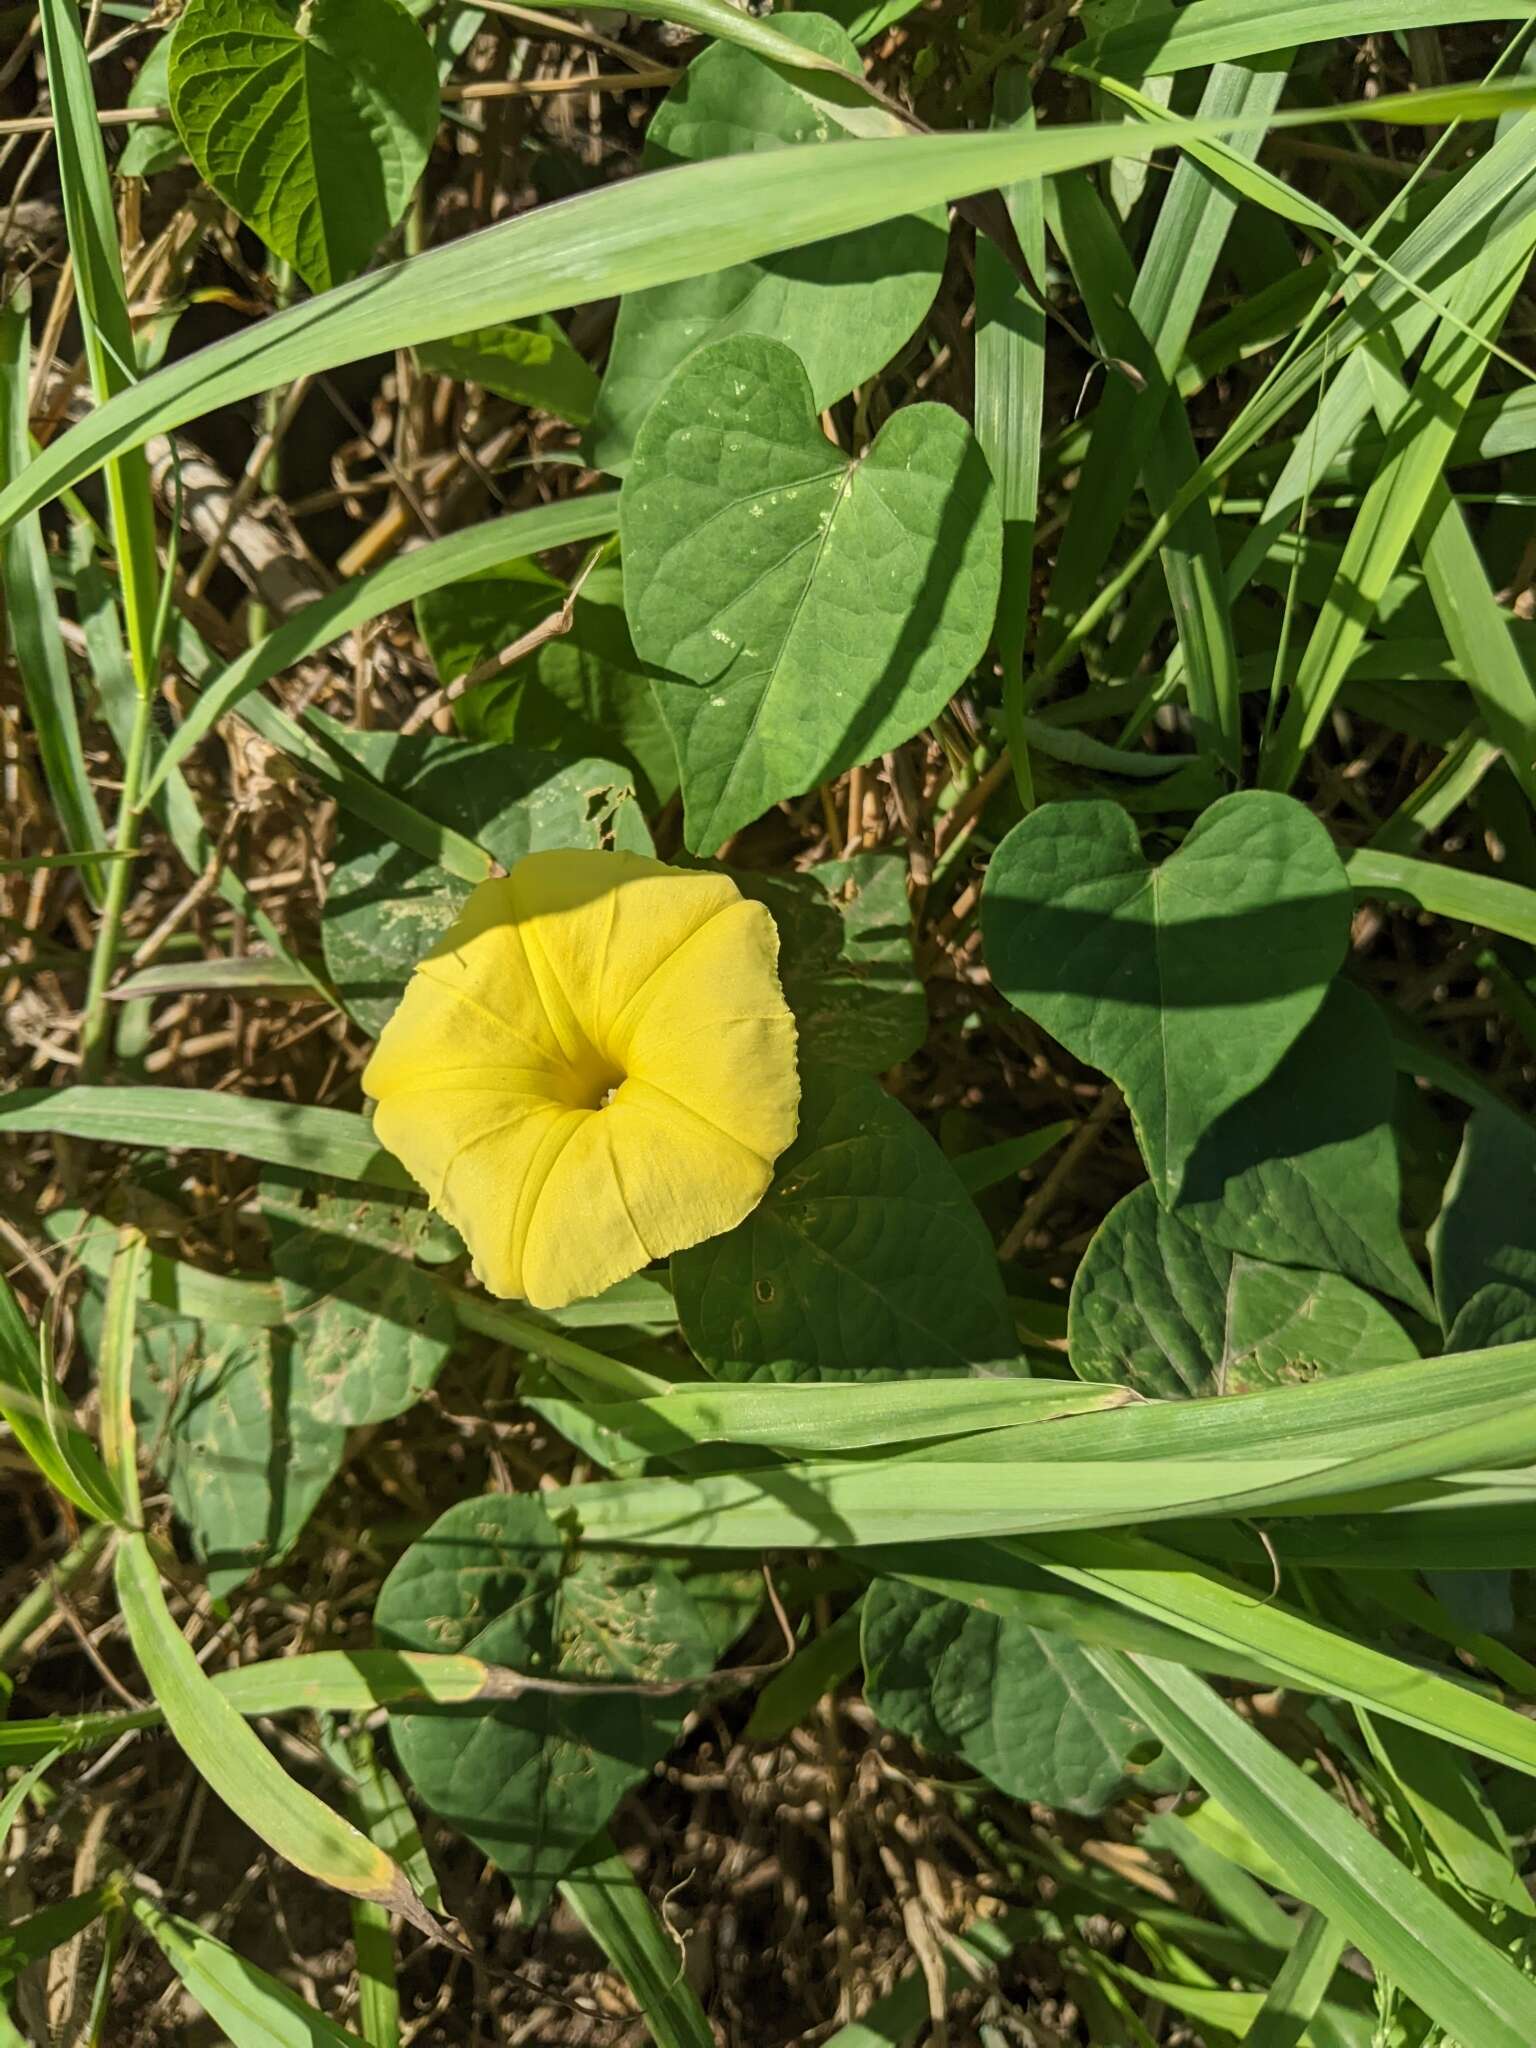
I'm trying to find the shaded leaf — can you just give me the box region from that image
[321,733,652,1035]
[863,1577,1179,1813]
[119,36,185,179]
[1070,1184,1415,1399]
[1430,1105,1536,1330]
[261,1172,459,1428]
[1175,981,1433,1316]
[374,1494,742,1917]
[415,317,598,423]
[981,793,1352,1201]
[673,1067,1014,1381]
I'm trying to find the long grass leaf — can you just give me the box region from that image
[1081,0,1536,78]
[129,1895,369,2048]
[559,1836,715,2048]
[1088,1650,1536,2048]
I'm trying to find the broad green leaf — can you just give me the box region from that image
[863,1579,1178,1814]
[589,12,946,472]
[735,854,925,1072]
[672,1067,1014,1380]
[118,35,183,178]
[416,318,598,424]
[130,1312,346,1593]
[981,794,1352,1201]
[625,334,1000,851]
[260,1173,458,1428]
[1070,1184,1416,1399]
[129,1896,368,2047]
[321,732,653,1035]
[167,0,438,291]
[1174,982,1431,1316]
[0,1087,408,1187]
[1088,1650,1536,2048]
[425,564,679,808]
[1431,1105,1536,1330]
[374,1494,742,1917]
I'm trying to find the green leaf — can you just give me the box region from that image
[1431,1105,1536,1331]
[425,565,679,809]
[559,1837,716,2048]
[863,1579,1177,1814]
[589,12,945,473]
[0,1086,409,1187]
[130,1313,346,1593]
[1088,1649,1536,2048]
[167,0,438,292]
[672,1067,1014,1381]
[1174,981,1432,1316]
[1070,1184,1415,1399]
[374,1494,740,1918]
[625,334,1000,851]
[0,1270,124,1525]
[415,318,598,424]
[129,1896,369,2047]
[1081,0,1536,77]
[260,1173,458,1428]
[981,794,1352,1202]
[734,855,925,1073]
[7,94,1512,540]
[118,35,183,178]
[321,734,653,1035]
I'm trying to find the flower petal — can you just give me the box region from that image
[520,1080,772,1308]
[507,849,740,1046]
[615,900,799,1162]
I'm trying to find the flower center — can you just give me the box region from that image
[554,1043,626,1112]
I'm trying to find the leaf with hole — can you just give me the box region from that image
[672,1067,1014,1380]
[260,1172,459,1428]
[1070,1184,1416,1399]
[167,0,438,291]
[624,334,1000,852]
[374,1494,742,1917]
[734,853,925,1072]
[321,732,652,1036]
[982,793,1352,1202]
[589,12,946,472]
[863,1577,1182,1813]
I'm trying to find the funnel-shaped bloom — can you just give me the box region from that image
[362,850,799,1309]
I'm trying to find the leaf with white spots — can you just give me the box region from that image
[622,334,1000,852]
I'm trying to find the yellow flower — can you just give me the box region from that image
[362,849,799,1309]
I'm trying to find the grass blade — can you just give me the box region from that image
[0,284,105,899]
[1082,0,1536,78]
[559,1835,714,2048]
[1349,847,1536,945]
[1087,1649,1536,2048]
[129,1895,370,2047]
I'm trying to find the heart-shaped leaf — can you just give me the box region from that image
[981,793,1351,1202]
[588,11,946,472]
[416,318,598,424]
[375,1495,747,1918]
[672,1067,1014,1380]
[1176,981,1433,1316]
[863,1579,1179,1814]
[168,0,438,292]
[1070,1184,1416,1400]
[623,334,1000,853]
